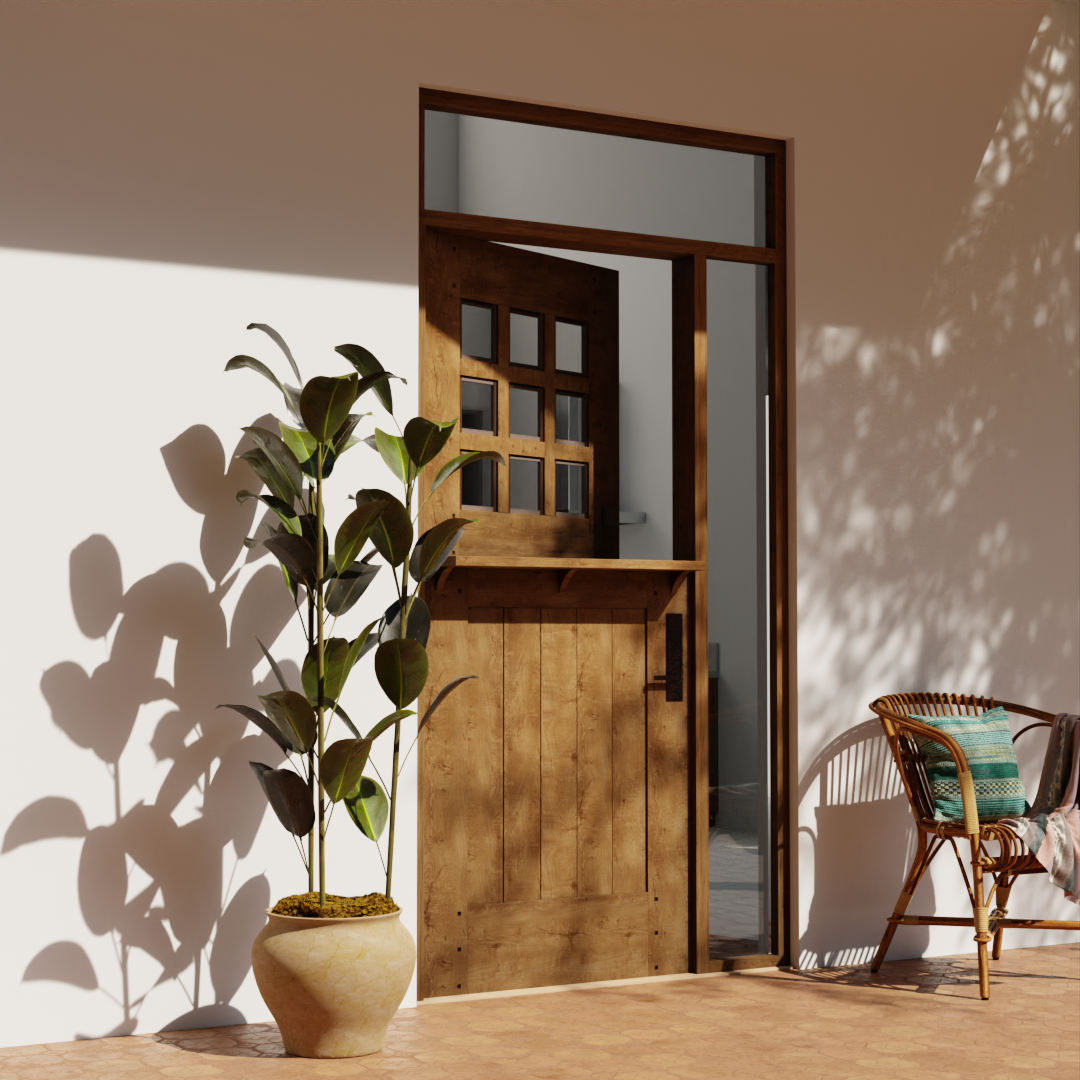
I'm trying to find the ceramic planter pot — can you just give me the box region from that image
[251,907,415,1058]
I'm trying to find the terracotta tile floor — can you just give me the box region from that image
[1,944,1077,1080]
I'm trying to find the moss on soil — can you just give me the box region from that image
[271,892,399,918]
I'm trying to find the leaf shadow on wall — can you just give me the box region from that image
[797,721,928,970]
[796,9,1078,961]
[797,11,1078,746]
[2,422,296,1037]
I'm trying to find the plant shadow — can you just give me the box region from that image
[3,420,297,1037]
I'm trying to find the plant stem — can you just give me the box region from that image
[316,450,326,907]
[385,719,401,899]
[307,587,315,894]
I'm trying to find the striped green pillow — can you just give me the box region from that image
[909,706,1027,822]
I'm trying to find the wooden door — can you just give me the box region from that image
[420,228,619,558]
[419,569,689,997]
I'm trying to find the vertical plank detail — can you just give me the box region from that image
[418,588,470,998]
[504,608,542,901]
[612,608,647,894]
[467,608,504,906]
[577,609,613,897]
[541,608,578,898]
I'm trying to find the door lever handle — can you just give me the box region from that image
[657,614,683,702]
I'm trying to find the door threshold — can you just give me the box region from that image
[417,966,782,1005]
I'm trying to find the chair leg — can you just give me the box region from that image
[991,879,1012,961]
[971,837,991,1000]
[871,832,933,973]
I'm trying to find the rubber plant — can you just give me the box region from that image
[219,323,502,909]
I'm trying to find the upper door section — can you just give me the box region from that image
[422,229,619,559]
[425,111,767,248]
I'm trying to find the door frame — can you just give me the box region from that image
[418,87,791,976]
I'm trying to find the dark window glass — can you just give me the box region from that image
[461,457,495,508]
[510,311,541,368]
[555,393,586,443]
[509,456,542,512]
[461,301,494,360]
[461,378,495,432]
[510,385,542,439]
[555,461,587,515]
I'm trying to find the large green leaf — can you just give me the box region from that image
[325,562,380,617]
[409,518,470,583]
[250,762,314,836]
[247,322,303,385]
[379,596,431,648]
[224,355,297,418]
[236,490,300,534]
[375,638,429,708]
[296,514,329,573]
[404,417,456,468]
[262,532,316,591]
[242,427,304,499]
[256,638,291,692]
[301,634,368,706]
[239,449,299,509]
[300,374,358,445]
[373,428,414,485]
[331,412,367,456]
[259,690,317,753]
[276,422,340,479]
[321,738,372,803]
[218,703,292,754]
[429,450,506,496]
[364,708,416,742]
[344,776,389,841]
[335,343,397,413]
[355,488,413,567]
[335,500,388,575]
[418,675,478,733]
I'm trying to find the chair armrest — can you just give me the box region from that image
[873,703,981,838]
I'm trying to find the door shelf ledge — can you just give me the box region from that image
[434,556,704,594]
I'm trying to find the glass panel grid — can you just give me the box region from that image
[509,456,543,513]
[510,311,541,368]
[461,456,495,509]
[461,301,495,361]
[555,392,586,444]
[509,384,543,439]
[461,377,495,432]
[555,461,587,516]
[555,320,585,374]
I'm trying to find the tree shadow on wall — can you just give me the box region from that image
[798,720,931,969]
[2,421,295,1037]
[795,9,1079,741]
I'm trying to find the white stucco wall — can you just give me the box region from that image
[1,0,1076,1047]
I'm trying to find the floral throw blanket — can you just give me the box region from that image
[1002,713,1080,903]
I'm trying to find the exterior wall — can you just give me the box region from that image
[1,0,1076,1047]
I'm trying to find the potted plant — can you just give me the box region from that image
[217,323,501,1057]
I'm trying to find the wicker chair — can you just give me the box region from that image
[869,692,1079,999]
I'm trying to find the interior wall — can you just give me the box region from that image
[1,0,1076,1047]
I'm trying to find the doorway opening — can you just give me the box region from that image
[418,89,789,992]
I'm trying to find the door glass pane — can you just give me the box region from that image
[555,461,587,515]
[706,259,771,960]
[461,301,494,360]
[510,311,541,367]
[461,378,495,432]
[461,457,494,509]
[509,385,542,439]
[425,110,767,247]
[509,456,542,512]
[555,392,586,443]
[555,320,585,374]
